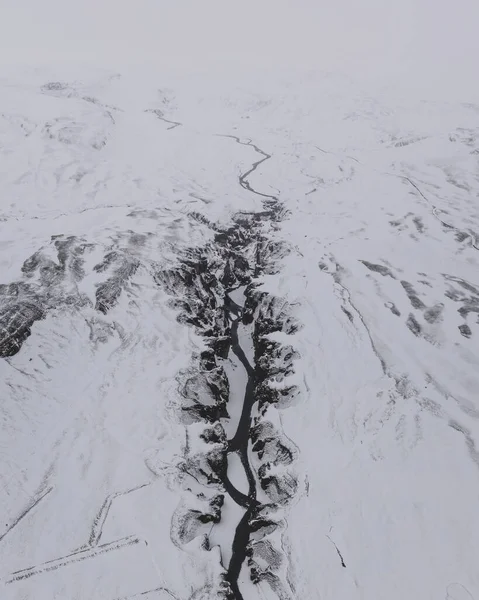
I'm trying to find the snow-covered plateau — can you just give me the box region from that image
[1,3,479,598]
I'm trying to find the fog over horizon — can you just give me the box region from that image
[1,0,478,99]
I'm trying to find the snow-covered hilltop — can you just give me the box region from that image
[1,1,479,598]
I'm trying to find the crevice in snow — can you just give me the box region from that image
[326,535,347,569]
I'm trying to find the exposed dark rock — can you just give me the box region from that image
[445,287,465,302]
[42,81,69,92]
[0,302,44,358]
[385,302,401,316]
[360,260,395,278]
[248,568,291,599]
[406,313,422,336]
[255,380,300,412]
[180,367,229,411]
[443,274,479,296]
[94,251,140,314]
[179,446,227,487]
[249,517,280,541]
[257,465,298,505]
[255,340,298,379]
[458,299,479,318]
[459,324,472,338]
[251,422,296,465]
[172,495,225,546]
[180,403,228,425]
[401,281,426,310]
[201,423,227,445]
[412,216,425,233]
[424,303,444,323]
[1,235,94,358]
[456,231,470,243]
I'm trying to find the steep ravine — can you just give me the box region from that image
[157,136,302,599]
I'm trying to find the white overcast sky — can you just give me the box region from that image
[0,0,478,98]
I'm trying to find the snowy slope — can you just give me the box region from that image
[1,2,479,599]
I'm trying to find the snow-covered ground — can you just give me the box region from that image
[1,2,479,599]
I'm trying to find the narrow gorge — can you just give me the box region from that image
[157,138,302,599]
